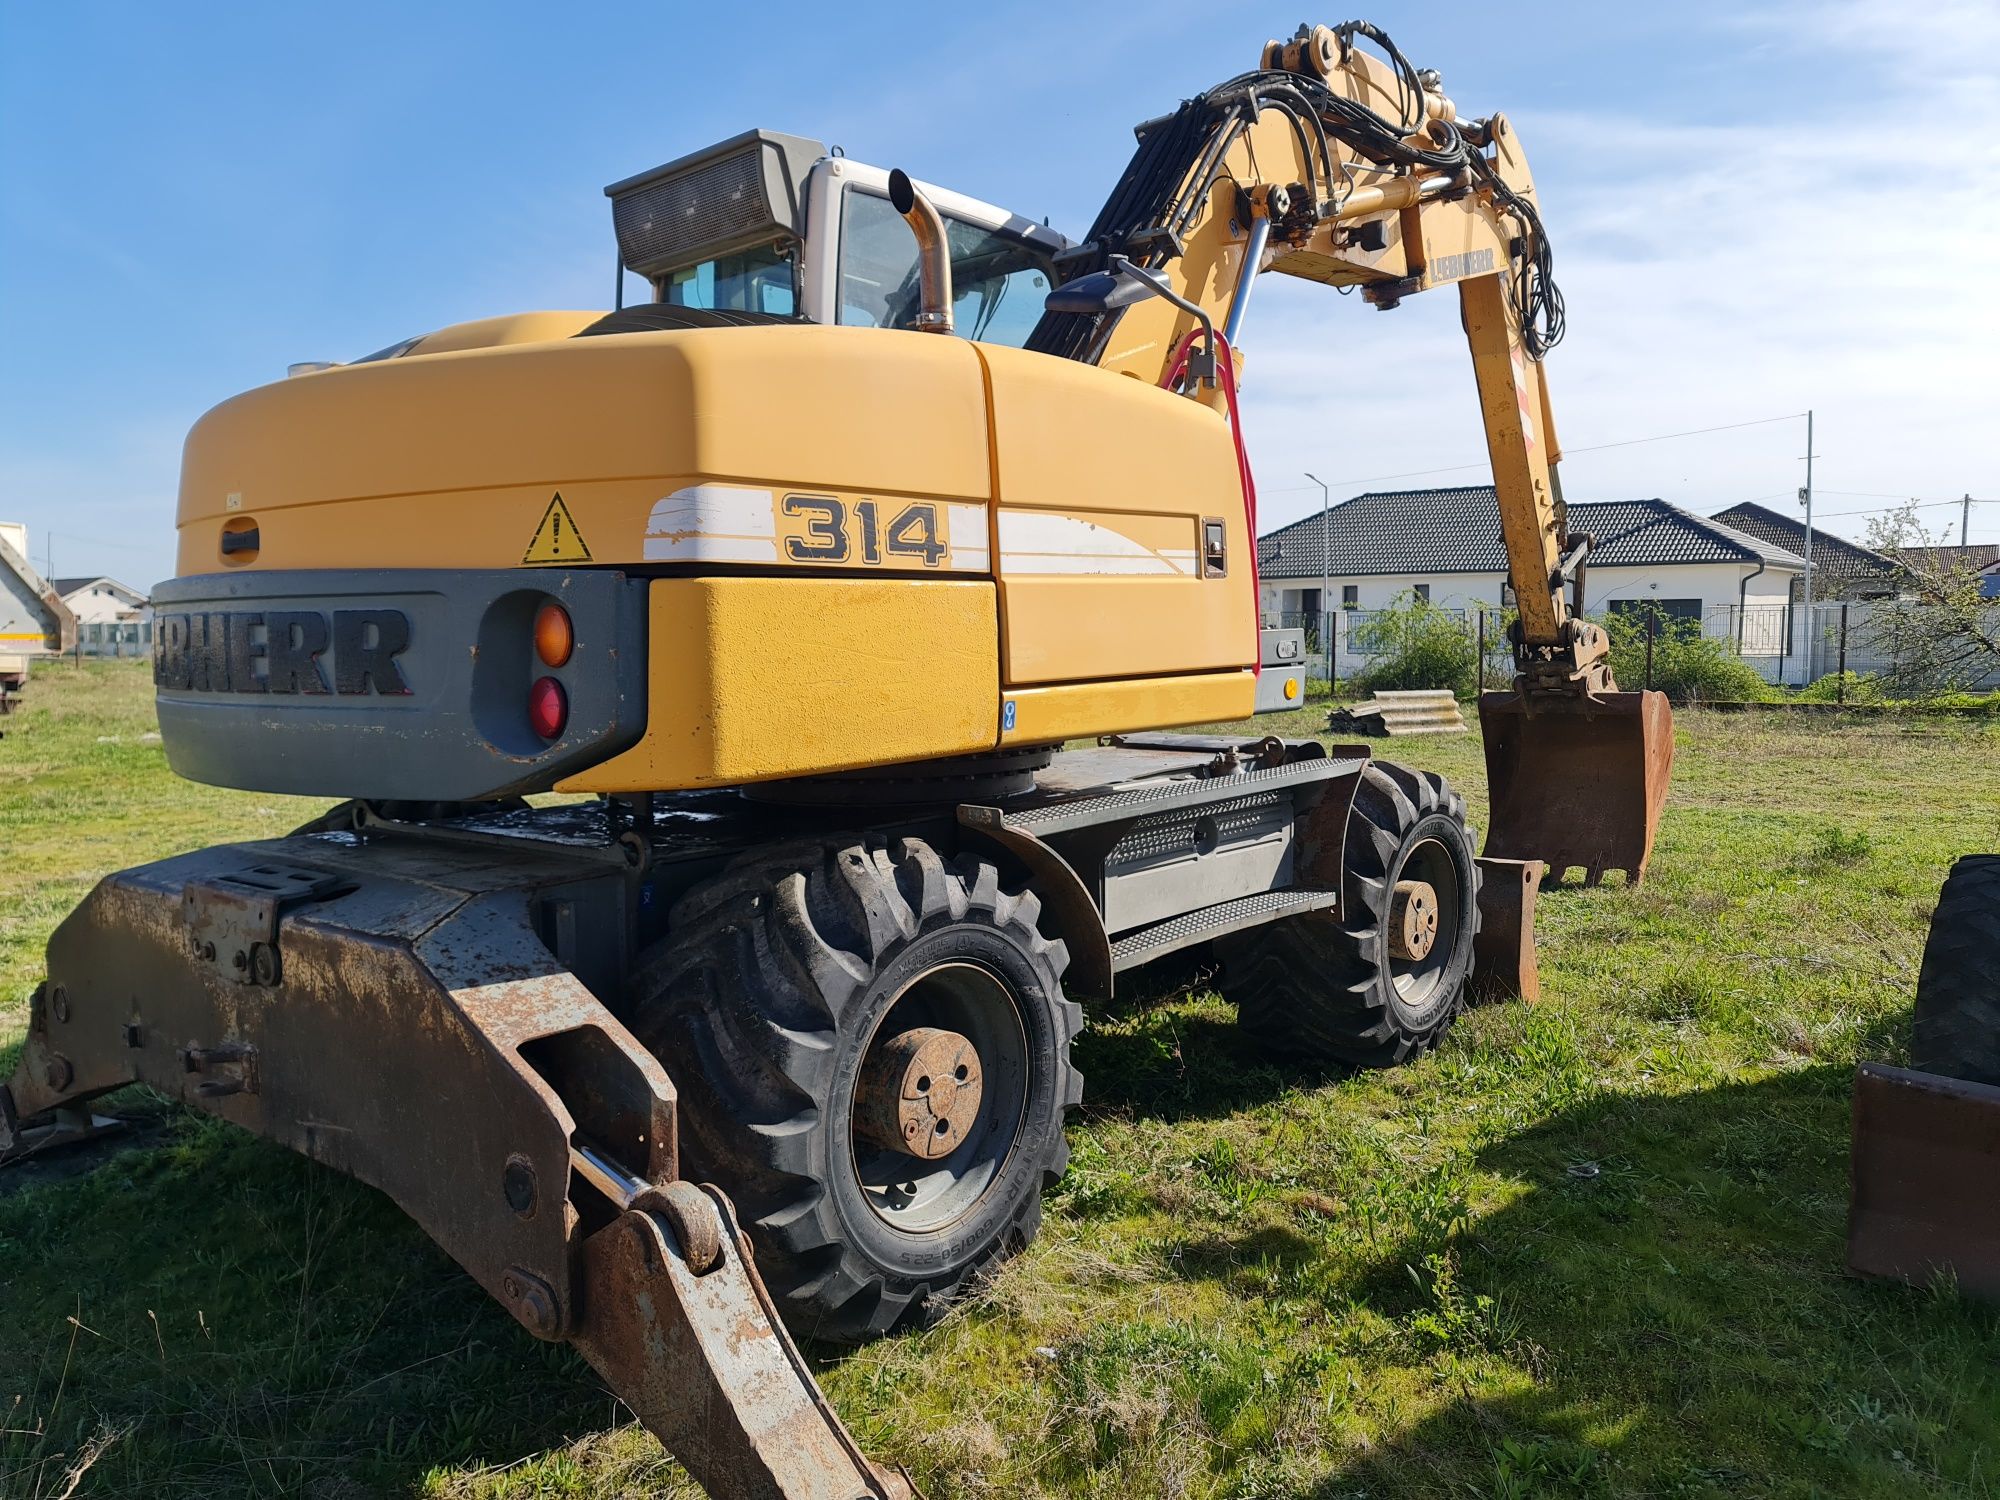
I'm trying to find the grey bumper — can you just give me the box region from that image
[154,568,647,800]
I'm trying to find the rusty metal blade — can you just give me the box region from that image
[573,1192,916,1500]
[1477,690,1673,886]
[1849,1062,2000,1302]
[2,835,918,1498]
[1468,856,1542,1004]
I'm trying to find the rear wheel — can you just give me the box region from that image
[628,836,1081,1343]
[1912,855,2000,1086]
[1217,763,1480,1067]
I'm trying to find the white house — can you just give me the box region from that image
[1258,487,1809,680]
[53,576,152,658]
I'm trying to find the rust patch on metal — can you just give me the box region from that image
[1468,856,1542,1004]
[854,1026,983,1160]
[571,1189,915,1498]
[1387,880,1439,962]
[1849,1062,2000,1302]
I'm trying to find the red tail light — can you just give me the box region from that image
[533,601,573,668]
[528,677,568,740]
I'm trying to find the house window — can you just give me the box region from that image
[1412,583,1430,603]
[1341,584,1358,609]
[1607,598,1702,627]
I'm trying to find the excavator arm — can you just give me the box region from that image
[1033,20,1672,883]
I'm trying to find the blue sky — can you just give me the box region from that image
[2,1,1994,589]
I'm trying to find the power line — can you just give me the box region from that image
[1814,497,1986,520]
[1266,410,1810,496]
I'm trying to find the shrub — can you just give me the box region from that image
[1795,670,1882,704]
[1602,610,1775,703]
[1922,689,2000,712]
[1349,593,1479,696]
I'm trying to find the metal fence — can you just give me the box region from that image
[73,620,154,659]
[1264,606,1505,686]
[1266,599,2000,692]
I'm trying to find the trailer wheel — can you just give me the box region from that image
[628,836,1082,1344]
[1217,763,1480,1068]
[1912,855,2000,1086]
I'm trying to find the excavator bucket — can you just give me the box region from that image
[1477,690,1674,886]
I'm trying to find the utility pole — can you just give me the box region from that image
[1798,410,1815,684]
[1964,492,1973,547]
[1305,472,1332,685]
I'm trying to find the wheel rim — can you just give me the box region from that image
[848,960,1029,1234]
[1388,834,1462,1015]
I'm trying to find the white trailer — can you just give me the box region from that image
[0,522,74,712]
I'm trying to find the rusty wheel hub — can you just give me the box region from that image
[1388,879,1440,962]
[848,959,1029,1234]
[854,1025,985,1161]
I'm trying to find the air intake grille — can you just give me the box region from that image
[613,151,769,276]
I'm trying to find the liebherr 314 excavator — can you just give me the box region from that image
[4,22,1671,1498]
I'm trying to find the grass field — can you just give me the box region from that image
[4,661,1999,1499]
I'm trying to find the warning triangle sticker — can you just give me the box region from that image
[523,493,593,565]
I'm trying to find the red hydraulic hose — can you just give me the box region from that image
[1160,329,1260,674]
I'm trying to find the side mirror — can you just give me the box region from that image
[1043,269,1152,316]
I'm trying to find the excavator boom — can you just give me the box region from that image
[1034,20,1673,881]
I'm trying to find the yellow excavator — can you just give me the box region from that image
[3,22,1670,1498]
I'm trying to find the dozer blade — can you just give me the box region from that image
[1849,1063,2000,1302]
[0,837,913,1500]
[1477,689,1673,887]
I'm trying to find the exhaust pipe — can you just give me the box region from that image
[888,168,953,334]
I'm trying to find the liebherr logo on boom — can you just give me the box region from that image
[1428,248,1496,283]
[154,609,413,695]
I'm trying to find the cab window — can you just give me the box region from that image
[661,245,796,316]
[838,189,1052,347]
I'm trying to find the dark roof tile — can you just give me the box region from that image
[1709,502,1898,581]
[1258,487,1806,577]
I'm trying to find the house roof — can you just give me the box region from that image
[53,575,145,601]
[1887,543,2000,575]
[1708,502,1898,583]
[1257,487,1806,579]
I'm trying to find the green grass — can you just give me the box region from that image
[5,663,2000,1498]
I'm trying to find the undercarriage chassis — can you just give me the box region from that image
[2,735,1493,1497]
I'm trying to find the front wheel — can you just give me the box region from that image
[628,836,1082,1343]
[1218,763,1481,1067]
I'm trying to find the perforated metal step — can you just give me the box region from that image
[1108,888,1338,971]
[967,756,1360,839]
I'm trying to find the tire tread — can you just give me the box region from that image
[629,835,1079,1342]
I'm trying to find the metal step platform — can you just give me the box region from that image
[1109,888,1339,971]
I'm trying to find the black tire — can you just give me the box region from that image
[1911,855,2000,1086]
[628,835,1082,1343]
[1217,762,1481,1067]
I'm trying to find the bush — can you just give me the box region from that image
[1602,611,1775,703]
[1795,670,1882,704]
[1920,689,2000,712]
[1349,594,1479,695]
